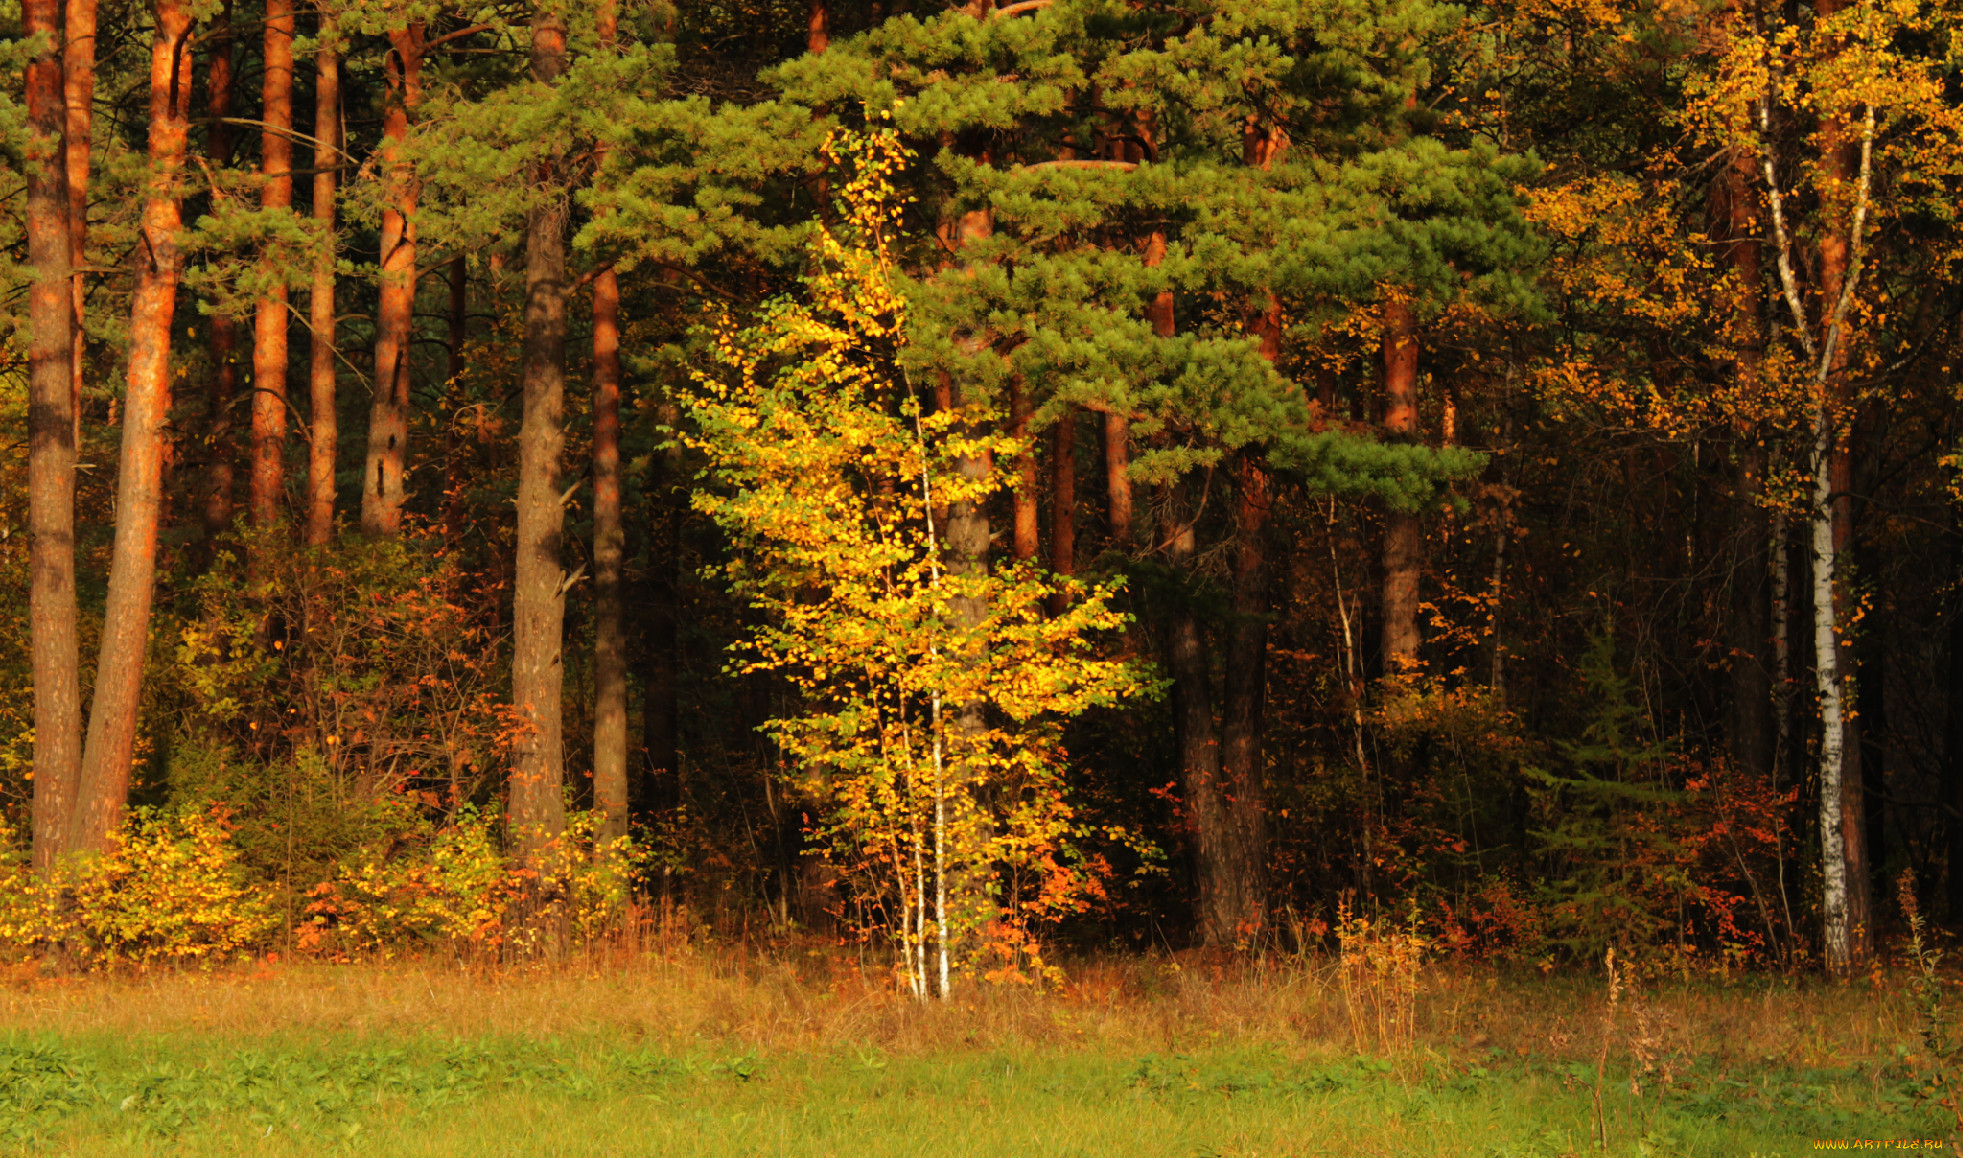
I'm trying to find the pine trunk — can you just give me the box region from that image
[62,0,96,452]
[251,0,295,528]
[360,22,423,536]
[591,0,628,846]
[1010,381,1038,563]
[69,0,194,855]
[1217,456,1271,942]
[1381,296,1422,671]
[306,25,339,546]
[1102,413,1131,545]
[509,13,571,858]
[25,0,82,873]
[807,0,829,54]
[1163,498,1234,944]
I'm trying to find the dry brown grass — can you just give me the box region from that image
[0,933,1920,1072]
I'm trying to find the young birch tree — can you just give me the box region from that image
[1699,0,1963,974]
[685,127,1144,996]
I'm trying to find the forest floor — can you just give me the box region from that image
[0,943,1948,1156]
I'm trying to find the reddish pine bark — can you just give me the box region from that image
[807,0,829,53]
[25,0,82,873]
[1102,413,1132,544]
[360,21,424,536]
[250,0,295,527]
[306,24,339,546]
[591,0,629,842]
[62,0,96,452]
[1010,381,1039,563]
[509,12,571,858]
[1381,296,1422,670]
[69,0,195,855]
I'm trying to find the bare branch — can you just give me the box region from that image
[1816,103,1877,387]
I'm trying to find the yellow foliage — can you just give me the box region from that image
[0,808,274,965]
[684,123,1149,996]
[299,808,638,958]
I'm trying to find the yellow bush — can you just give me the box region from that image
[0,808,274,964]
[299,808,640,957]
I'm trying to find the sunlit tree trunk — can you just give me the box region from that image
[1102,413,1131,546]
[509,11,571,858]
[1381,296,1422,671]
[69,0,195,855]
[1047,412,1075,617]
[807,0,828,53]
[25,0,81,873]
[306,18,339,546]
[251,0,295,528]
[62,0,95,452]
[591,0,629,844]
[360,20,424,536]
[1010,381,1038,563]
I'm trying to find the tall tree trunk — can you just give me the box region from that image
[509,12,571,858]
[360,21,423,536]
[250,0,295,527]
[1718,143,1773,780]
[1010,381,1038,563]
[25,0,82,873]
[203,11,239,540]
[69,0,194,855]
[1163,494,1233,944]
[63,0,96,452]
[590,0,629,844]
[1211,120,1281,938]
[1102,413,1131,545]
[1809,5,1870,970]
[806,0,829,53]
[1047,411,1075,616]
[1381,296,1422,671]
[1216,455,1271,942]
[306,20,339,546]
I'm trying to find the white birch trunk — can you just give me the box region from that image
[1810,422,1849,974]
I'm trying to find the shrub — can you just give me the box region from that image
[298,807,638,958]
[0,807,274,965]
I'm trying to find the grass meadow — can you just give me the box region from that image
[0,941,1948,1156]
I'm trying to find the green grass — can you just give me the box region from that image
[0,1028,1943,1157]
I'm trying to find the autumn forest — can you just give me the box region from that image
[2,0,1961,1013]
